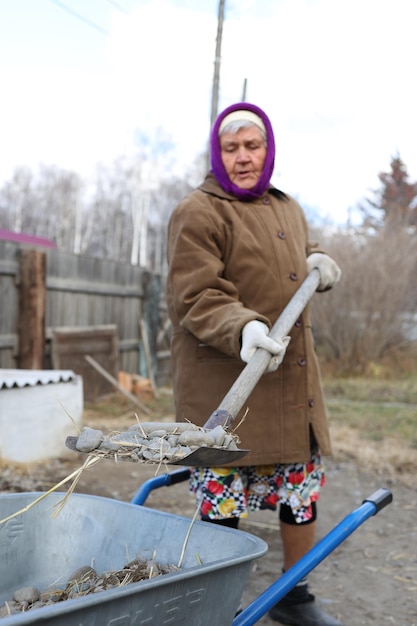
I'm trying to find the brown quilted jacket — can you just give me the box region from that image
[166,173,332,465]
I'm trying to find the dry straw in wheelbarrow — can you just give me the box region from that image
[0,492,267,626]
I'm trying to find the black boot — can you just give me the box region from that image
[268,580,344,626]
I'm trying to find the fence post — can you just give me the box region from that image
[18,249,46,369]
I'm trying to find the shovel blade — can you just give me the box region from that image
[65,436,249,467]
[170,447,250,466]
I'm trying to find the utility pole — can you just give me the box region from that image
[241,78,247,101]
[210,0,225,129]
[207,0,225,168]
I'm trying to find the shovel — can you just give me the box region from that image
[66,269,321,466]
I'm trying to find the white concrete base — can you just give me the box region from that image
[0,374,83,463]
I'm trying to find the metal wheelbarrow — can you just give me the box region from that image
[0,486,393,626]
[1,271,392,625]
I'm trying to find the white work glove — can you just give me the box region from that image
[306,253,342,292]
[240,320,290,373]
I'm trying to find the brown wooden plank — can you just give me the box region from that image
[51,325,119,401]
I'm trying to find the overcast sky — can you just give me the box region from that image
[1,0,416,224]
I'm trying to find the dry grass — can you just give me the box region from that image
[324,376,417,485]
[82,388,176,431]
[330,424,417,487]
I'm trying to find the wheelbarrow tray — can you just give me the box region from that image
[0,492,267,626]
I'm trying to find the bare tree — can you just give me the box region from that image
[309,226,417,374]
[0,165,83,249]
[0,167,34,233]
[146,176,194,273]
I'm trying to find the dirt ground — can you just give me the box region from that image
[1,395,417,626]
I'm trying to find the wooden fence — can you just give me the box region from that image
[0,241,171,399]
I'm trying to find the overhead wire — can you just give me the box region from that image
[49,0,110,36]
[106,0,130,14]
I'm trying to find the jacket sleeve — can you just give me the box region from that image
[166,195,269,357]
[306,241,327,256]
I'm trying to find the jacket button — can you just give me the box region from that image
[295,318,303,327]
[277,231,286,239]
[297,357,306,366]
[308,398,315,408]
[262,196,271,204]
[289,272,298,281]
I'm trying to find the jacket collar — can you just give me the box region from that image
[199,173,288,202]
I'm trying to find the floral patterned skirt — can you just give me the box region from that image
[190,452,325,524]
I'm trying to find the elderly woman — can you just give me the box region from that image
[166,102,343,626]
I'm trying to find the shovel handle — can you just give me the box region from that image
[204,269,321,430]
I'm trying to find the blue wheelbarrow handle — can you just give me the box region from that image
[232,488,393,626]
[130,468,190,505]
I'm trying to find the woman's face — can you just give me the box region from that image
[220,125,267,190]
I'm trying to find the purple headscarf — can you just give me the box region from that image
[210,102,275,201]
